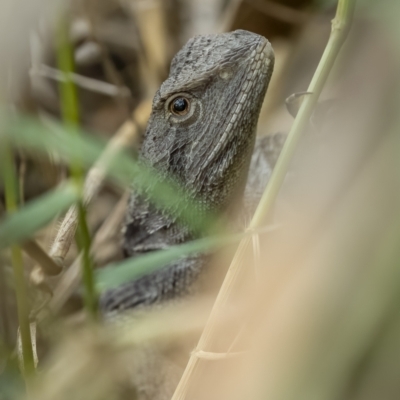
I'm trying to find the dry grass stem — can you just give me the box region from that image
[32,99,151,318]
[30,64,131,97]
[22,240,62,276]
[2,2,397,399]
[44,191,129,317]
[217,0,244,32]
[171,1,356,398]
[47,100,151,265]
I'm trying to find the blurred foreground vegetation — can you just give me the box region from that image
[1,0,400,399]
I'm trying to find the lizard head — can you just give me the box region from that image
[141,30,274,210]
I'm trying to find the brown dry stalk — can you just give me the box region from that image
[123,0,169,96]
[22,240,62,276]
[50,100,150,263]
[30,100,151,290]
[30,65,131,98]
[43,191,129,318]
[171,1,355,398]
[33,100,151,321]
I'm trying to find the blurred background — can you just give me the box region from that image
[1,0,400,399]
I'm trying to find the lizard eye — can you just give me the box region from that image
[165,92,200,125]
[170,96,190,116]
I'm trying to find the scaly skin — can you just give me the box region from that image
[100,30,275,313]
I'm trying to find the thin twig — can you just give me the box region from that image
[123,0,168,95]
[171,1,356,398]
[39,191,129,318]
[22,240,62,276]
[33,100,151,319]
[30,64,131,98]
[48,100,150,264]
[29,101,149,292]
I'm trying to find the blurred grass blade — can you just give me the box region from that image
[2,116,108,175]
[171,0,357,399]
[250,0,355,227]
[75,202,98,318]
[0,181,80,250]
[96,234,241,292]
[56,15,98,319]
[0,142,35,379]
[1,114,218,234]
[56,16,79,129]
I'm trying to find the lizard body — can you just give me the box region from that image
[100,30,275,314]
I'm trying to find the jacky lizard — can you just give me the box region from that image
[100,29,278,314]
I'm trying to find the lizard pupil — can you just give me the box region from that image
[171,97,189,115]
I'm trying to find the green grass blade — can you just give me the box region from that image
[0,182,80,250]
[56,15,98,320]
[97,231,251,292]
[0,142,35,379]
[75,202,98,318]
[1,114,219,234]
